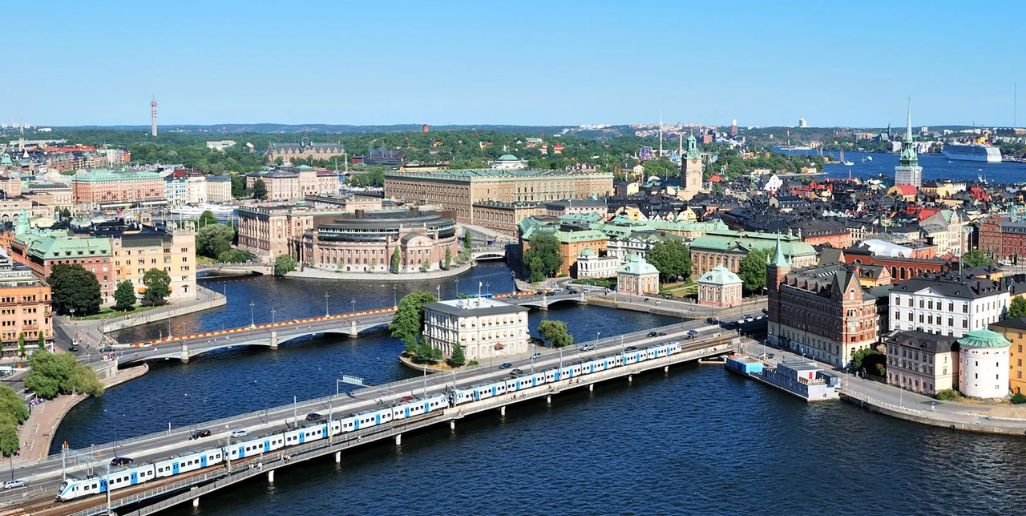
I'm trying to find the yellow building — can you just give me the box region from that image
[990,319,1026,395]
[111,225,197,301]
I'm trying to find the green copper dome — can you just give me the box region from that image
[958,329,1010,349]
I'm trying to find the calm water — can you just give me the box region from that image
[818,150,1026,183]
[53,263,1026,514]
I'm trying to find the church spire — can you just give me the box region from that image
[899,97,918,167]
[772,233,789,267]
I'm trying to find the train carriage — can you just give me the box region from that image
[155,449,223,478]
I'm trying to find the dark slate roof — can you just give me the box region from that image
[888,330,959,354]
[891,273,1007,299]
[992,317,1026,331]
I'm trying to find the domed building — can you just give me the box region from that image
[490,154,529,170]
[957,329,1010,399]
[697,266,743,307]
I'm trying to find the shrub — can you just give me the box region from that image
[1012,392,1026,404]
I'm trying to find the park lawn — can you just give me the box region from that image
[79,305,160,320]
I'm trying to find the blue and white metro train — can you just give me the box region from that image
[57,341,682,502]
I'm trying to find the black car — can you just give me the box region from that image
[499,362,512,369]
[510,368,524,377]
[110,457,134,466]
[647,331,659,337]
[100,346,115,353]
[305,412,324,422]
[189,429,211,440]
[624,346,638,352]
[68,344,80,352]
[706,317,719,324]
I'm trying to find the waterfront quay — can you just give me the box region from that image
[0,322,736,514]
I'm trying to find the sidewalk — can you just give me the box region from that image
[15,364,149,465]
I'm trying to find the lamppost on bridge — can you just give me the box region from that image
[271,307,276,325]
[351,298,356,314]
[393,284,398,309]
[324,293,330,317]
[249,301,255,328]
[455,278,460,298]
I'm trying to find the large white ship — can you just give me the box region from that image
[942,142,1002,162]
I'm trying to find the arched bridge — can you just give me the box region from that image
[113,291,585,364]
[470,246,508,261]
[197,263,272,277]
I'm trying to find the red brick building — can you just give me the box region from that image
[979,214,1026,263]
[841,247,950,281]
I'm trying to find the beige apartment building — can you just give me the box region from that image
[422,298,530,362]
[245,166,342,202]
[71,169,166,209]
[383,169,613,230]
[111,225,197,301]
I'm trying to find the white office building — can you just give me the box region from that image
[889,274,1010,338]
[422,297,530,361]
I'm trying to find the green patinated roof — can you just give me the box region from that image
[698,266,742,285]
[579,248,596,258]
[16,229,111,259]
[497,154,520,161]
[958,329,1010,349]
[555,229,607,244]
[690,230,816,258]
[73,169,161,182]
[618,253,659,275]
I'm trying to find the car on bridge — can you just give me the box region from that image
[189,429,211,440]
[499,362,512,369]
[580,344,595,352]
[229,429,248,439]
[510,368,524,377]
[110,457,134,466]
[530,352,542,359]
[3,480,26,490]
[306,413,324,422]
[686,330,698,339]
[624,346,638,352]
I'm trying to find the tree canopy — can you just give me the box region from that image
[961,249,994,268]
[274,255,297,277]
[523,232,561,282]
[142,268,172,306]
[390,247,401,274]
[197,210,219,228]
[1009,297,1026,320]
[538,320,574,348]
[252,179,268,200]
[114,280,136,311]
[49,264,101,316]
[738,248,772,292]
[196,223,236,259]
[25,350,103,399]
[390,291,441,363]
[646,239,691,282]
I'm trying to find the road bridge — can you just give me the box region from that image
[0,320,737,514]
[114,292,586,365]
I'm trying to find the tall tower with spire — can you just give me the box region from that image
[150,95,158,137]
[894,98,922,188]
[766,234,791,347]
[679,132,704,200]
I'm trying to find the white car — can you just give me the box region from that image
[229,429,248,439]
[3,480,26,489]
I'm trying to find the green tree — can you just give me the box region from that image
[443,248,452,270]
[390,247,401,274]
[523,232,561,281]
[273,254,297,277]
[1010,297,1026,319]
[113,280,136,311]
[196,223,235,259]
[230,175,247,198]
[49,264,101,316]
[0,424,18,459]
[463,229,473,251]
[37,332,45,352]
[646,239,692,282]
[252,179,268,200]
[142,268,172,306]
[738,248,772,292]
[0,386,28,427]
[24,351,103,399]
[16,334,25,359]
[389,291,437,349]
[197,210,218,228]
[448,344,466,367]
[538,320,574,348]
[961,249,994,268]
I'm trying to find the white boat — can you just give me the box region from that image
[839,150,854,166]
[942,142,1002,162]
[170,204,237,218]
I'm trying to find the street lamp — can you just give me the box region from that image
[324,293,330,317]
[393,284,398,309]
[351,298,356,314]
[249,301,255,328]
[455,278,460,297]
[271,307,276,325]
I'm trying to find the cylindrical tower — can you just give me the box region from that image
[958,329,1010,399]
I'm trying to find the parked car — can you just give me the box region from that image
[499,362,512,369]
[305,413,323,422]
[229,429,248,439]
[110,457,134,466]
[189,429,211,440]
[2,480,25,490]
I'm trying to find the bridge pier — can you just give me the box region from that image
[269,331,278,351]
[500,405,506,417]
[628,374,633,384]
[450,420,456,431]
[335,451,341,464]
[588,383,594,392]
[268,469,274,483]
[193,497,200,508]
[546,395,552,405]
[539,295,548,311]
[350,321,358,337]
[180,343,189,364]
[664,365,669,373]
[395,433,402,446]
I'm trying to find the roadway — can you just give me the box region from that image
[0,317,724,507]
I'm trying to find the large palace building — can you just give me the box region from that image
[297,208,459,273]
[383,169,613,232]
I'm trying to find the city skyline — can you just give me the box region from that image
[5,0,1026,128]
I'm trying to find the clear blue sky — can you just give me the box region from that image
[6,0,1025,128]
